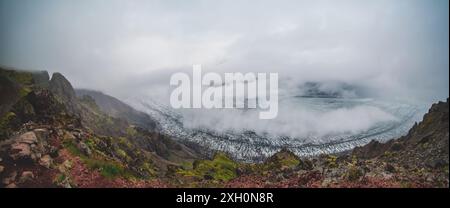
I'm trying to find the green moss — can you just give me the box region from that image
[55,174,66,183]
[280,157,300,167]
[84,137,96,149]
[53,173,69,186]
[0,112,16,126]
[140,162,157,178]
[118,137,133,149]
[126,126,137,137]
[326,155,338,168]
[64,139,82,156]
[420,142,429,149]
[340,155,363,181]
[350,155,358,165]
[116,148,127,158]
[345,160,363,181]
[264,150,301,170]
[181,161,193,170]
[116,148,132,162]
[9,71,33,85]
[0,112,16,139]
[19,87,32,97]
[443,165,449,175]
[383,151,394,158]
[63,138,134,179]
[92,161,124,178]
[84,155,133,179]
[178,152,238,182]
[0,70,34,97]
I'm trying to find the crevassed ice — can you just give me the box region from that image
[128,97,426,162]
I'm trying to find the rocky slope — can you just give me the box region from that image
[0,67,448,188]
[0,68,198,187]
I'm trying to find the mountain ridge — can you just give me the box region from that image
[75,89,159,131]
[0,67,199,187]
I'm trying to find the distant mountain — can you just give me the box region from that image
[296,82,365,98]
[75,89,159,131]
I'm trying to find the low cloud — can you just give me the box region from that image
[0,0,448,103]
[180,103,398,140]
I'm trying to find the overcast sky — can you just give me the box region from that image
[0,0,448,103]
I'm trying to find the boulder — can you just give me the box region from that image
[10,142,32,160]
[64,132,76,140]
[31,152,42,161]
[33,128,49,140]
[18,132,38,144]
[77,141,92,156]
[10,131,52,161]
[19,171,34,183]
[39,155,53,168]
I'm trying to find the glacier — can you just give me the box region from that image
[126,94,426,162]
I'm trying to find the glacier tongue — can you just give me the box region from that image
[126,97,426,162]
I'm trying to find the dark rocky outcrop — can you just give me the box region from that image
[0,68,50,117]
[0,68,198,187]
[49,73,80,115]
[353,98,449,169]
[31,71,50,88]
[0,75,20,117]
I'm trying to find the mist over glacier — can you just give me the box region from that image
[124,78,426,160]
[179,99,399,140]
